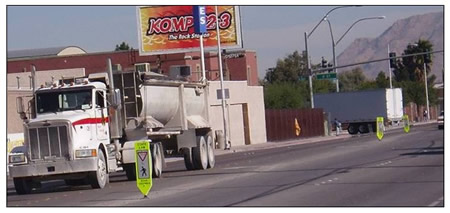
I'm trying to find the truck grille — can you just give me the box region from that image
[28,126,69,160]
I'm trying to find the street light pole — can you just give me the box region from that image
[326,16,385,93]
[304,6,359,106]
[325,18,338,92]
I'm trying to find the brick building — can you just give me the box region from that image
[7,46,259,86]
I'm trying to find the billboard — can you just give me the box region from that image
[137,6,242,55]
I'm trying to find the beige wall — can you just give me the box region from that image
[208,81,267,147]
[8,68,86,88]
[7,68,86,136]
[7,90,32,134]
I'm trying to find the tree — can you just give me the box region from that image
[115,42,132,51]
[264,51,307,83]
[393,39,433,82]
[313,78,336,94]
[264,82,309,109]
[391,39,438,117]
[375,71,390,88]
[338,67,368,92]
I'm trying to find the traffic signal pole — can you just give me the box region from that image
[388,44,393,89]
[310,50,442,73]
[304,32,314,108]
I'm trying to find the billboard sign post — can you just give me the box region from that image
[193,5,207,82]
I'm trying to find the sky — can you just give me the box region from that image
[5,5,444,79]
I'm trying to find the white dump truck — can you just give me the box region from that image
[314,88,404,135]
[9,59,216,194]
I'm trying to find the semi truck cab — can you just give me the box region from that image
[9,80,111,194]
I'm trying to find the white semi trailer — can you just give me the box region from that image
[314,88,404,135]
[9,59,216,194]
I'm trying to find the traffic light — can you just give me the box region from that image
[389,52,397,69]
[327,63,333,73]
[321,57,327,68]
[424,53,431,64]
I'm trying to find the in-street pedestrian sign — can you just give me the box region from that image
[316,73,337,80]
[403,115,410,133]
[294,118,301,136]
[135,141,152,197]
[376,117,384,141]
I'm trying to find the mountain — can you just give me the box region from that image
[337,12,444,83]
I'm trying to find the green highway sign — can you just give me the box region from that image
[316,73,337,80]
[135,141,152,197]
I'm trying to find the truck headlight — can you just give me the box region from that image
[9,153,26,164]
[75,149,97,158]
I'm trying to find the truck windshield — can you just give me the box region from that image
[36,89,92,113]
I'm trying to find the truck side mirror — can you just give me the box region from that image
[112,89,122,109]
[16,97,27,120]
[16,97,24,114]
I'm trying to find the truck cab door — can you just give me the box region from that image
[95,90,109,141]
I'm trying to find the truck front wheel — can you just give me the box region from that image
[13,178,33,195]
[89,149,108,189]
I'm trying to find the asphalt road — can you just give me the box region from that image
[7,123,444,207]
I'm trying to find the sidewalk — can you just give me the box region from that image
[214,132,351,156]
[214,120,438,156]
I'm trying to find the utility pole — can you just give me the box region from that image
[304,32,314,108]
[424,62,430,121]
[388,44,393,89]
[215,6,229,149]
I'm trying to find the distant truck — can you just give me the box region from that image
[314,88,404,135]
[9,59,216,194]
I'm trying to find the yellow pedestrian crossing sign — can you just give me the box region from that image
[135,141,152,197]
[376,117,384,141]
[403,115,410,133]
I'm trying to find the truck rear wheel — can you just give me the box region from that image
[182,147,195,170]
[206,134,215,169]
[358,124,369,134]
[348,124,359,135]
[89,149,108,189]
[13,178,33,195]
[192,136,208,170]
[151,143,163,178]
